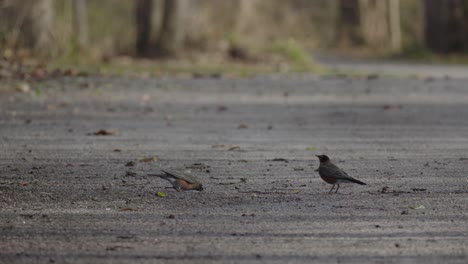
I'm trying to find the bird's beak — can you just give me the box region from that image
[315,155,320,158]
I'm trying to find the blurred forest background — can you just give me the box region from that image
[1,0,468,76]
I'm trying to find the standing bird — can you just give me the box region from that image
[149,170,204,192]
[316,155,366,194]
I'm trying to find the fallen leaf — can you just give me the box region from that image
[409,204,425,210]
[228,146,241,151]
[125,161,135,167]
[366,73,379,80]
[305,146,318,151]
[93,129,114,136]
[219,182,236,185]
[383,104,402,110]
[185,163,209,170]
[18,181,29,186]
[63,69,75,76]
[289,189,302,194]
[211,144,225,149]
[210,73,221,78]
[125,171,136,177]
[380,186,390,193]
[241,213,255,217]
[141,94,151,102]
[30,68,46,79]
[424,76,435,82]
[119,207,137,212]
[217,105,228,112]
[77,71,88,77]
[106,246,133,251]
[411,188,427,192]
[228,46,249,60]
[156,191,167,197]
[15,83,30,93]
[113,149,122,152]
[117,235,135,239]
[47,104,57,110]
[269,158,289,163]
[139,156,159,162]
[238,123,248,129]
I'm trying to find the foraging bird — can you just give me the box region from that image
[149,170,204,191]
[316,155,366,194]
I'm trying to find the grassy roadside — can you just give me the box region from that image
[49,55,321,78]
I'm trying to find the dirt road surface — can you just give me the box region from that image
[1,73,468,263]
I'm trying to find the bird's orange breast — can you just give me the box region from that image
[176,179,198,190]
[320,175,337,184]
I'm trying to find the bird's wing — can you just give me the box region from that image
[179,172,200,184]
[319,162,366,185]
[319,163,353,180]
[162,170,199,184]
[148,171,174,181]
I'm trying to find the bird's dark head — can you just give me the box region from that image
[196,184,204,191]
[315,154,330,163]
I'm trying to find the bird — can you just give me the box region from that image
[316,155,366,194]
[148,170,204,192]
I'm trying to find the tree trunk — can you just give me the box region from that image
[135,0,152,56]
[28,0,54,53]
[359,0,388,48]
[336,0,401,51]
[72,0,88,47]
[388,0,401,52]
[425,0,468,53]
[0,0,54,55]
[336,0,363,46]
[234,0,257,34]
[156,0,189,57]
[359,0,401,51]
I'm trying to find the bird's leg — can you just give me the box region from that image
[335,184,340,194]
[328,184,335,194]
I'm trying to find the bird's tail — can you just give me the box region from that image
[349,178,367,185]
[148,172,172,180]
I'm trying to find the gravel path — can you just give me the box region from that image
[319,55,468,78]
[1,74,468,263]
